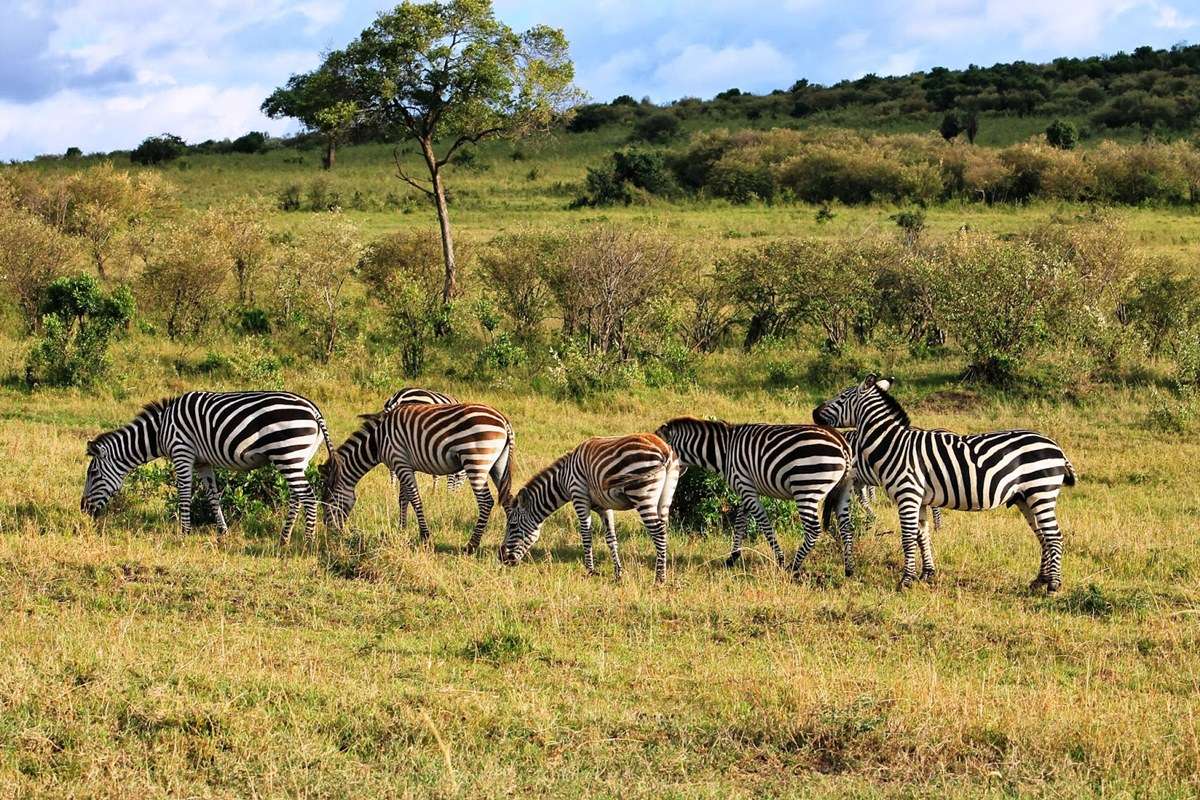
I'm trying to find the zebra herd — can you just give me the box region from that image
[81,375,1076,592]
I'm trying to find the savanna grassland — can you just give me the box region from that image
[3,117,1200,800]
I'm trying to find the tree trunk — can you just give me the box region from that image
[421,139,456,305]
[322,138,336,170]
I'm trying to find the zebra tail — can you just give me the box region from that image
[315,410,342,502]
[497,421,517,509]
[822,470,855,535]
[1062,458,1077,487]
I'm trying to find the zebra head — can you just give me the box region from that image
[813,375,893,427]
[319,461,355,532]
[81,438,132,517]
[498,498,541,566]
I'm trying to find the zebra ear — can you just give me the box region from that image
[876,377,893,392]
[861,374,878,390]
[86,438,99,456]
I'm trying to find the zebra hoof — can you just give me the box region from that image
[724,553,742,568]
[896,575,915,591]
[1046,580,1061,595]
[1028,576,1049,592]
[844,565,855,578]
[585,568,600,577]
[463,544,479,556]
[919,568,936,583]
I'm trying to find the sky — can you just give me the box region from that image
[0,0,1195,161]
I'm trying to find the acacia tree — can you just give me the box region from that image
[262,54,359,170]
[330,0,579,304]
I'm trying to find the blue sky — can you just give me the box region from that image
[0,0,1195,160]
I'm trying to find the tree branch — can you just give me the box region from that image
[393,147,434,196]
[437,127,506,166]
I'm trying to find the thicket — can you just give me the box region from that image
[582,128,1200,207]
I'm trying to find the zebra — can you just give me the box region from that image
[81,391,339,547]
[813,376,1076,592]
[321,402,515,553]
[383,387,466,522]
[499,433,681,582]
[842,427,944,531]
[655,417,854,576]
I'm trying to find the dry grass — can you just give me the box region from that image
[1,339,1198,798]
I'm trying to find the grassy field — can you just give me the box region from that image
[3,131,1200,797]
[2,332,1199,798]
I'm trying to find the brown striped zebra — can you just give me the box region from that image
[499,433,681,582]
[321,403,515,553]
[383,387,466,523]
[655,417,853,576]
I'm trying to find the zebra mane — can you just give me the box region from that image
[871,386,911,427]
[518,451,571,501]
[665,416,732,430]
[89,397,171,453]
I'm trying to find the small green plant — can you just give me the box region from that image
[1045,119,1079,150]
[25,275,134,387]
[277,184,302,211]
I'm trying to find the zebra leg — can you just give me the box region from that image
[932,506,943,531]
[600,509,622,580]
[896,498,923,589]
[636,505,669,583]
[833,486,856,577]
[573,498,597,575]
[279,498,299,548]
[170,453,195,537]
[726,503,748,567]
[1019,496,1064,594]
[447,471,467,491]
[744,494,786,569]
[857,483,877,526]
[396,467,431,544]
[196,466,228,538]
[393,470,409,528]
[918,506,936,582]
[787,499,824,577]
[280,466,318,549]
[464,470,494,555]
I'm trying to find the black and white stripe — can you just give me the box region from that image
[383,387,466,518]
[82,391,339,546]
[655,417,853,576]
[322,402,515,553]
[814,376,1076,591]
[499,433,681,582]
[842,427,943,531]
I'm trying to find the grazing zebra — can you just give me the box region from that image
[81,391,339,546]
[322,403,515,553]
[383,387,466,521]
[655,417,854,576]
[499,434,681,582]
[814,376,1076,592]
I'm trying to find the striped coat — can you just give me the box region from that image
[323,402,515,553]
[655,417,853,575]
[499,433,681,582]
[814,376,1076,591]
[82,391,338,546]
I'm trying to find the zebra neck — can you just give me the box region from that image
[521,460,570,524]
[338,427,382,489]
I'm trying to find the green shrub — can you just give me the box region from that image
[546,339,639,401]
[479,232,562,341]
[631,111,680,143]
[237,308,271,335]
[277,184,302,211]
[25,275,134,387]
[1045,119,1078,150]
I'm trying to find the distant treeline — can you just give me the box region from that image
[569,43,1200,136]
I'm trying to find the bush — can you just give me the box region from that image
[575,149,679,206]
[479,232,562,340]
[278,185,302,211]
[25,275,133,387]
[1123,263,1200,355]
[273,213,362,360]
[546,339,639,401]
[139,217,230,339]
[229,131,269,154]
[0,208,80,330]
[631,111,680,143]
[130,134,187,165]
[358,230,448,377]
[1045,119,1078,150]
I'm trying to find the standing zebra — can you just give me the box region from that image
[814,376,1076,592]
[322,403,515,553]
[655,417,853,576]
[499,434,681,582]
[842,428,943,531]
[383,387,466,522]
[81,391,339,546]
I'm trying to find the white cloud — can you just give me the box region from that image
[651,40,796,100]
[0,84,294,159]
[1152,2,1196,29]
[878,48,922,76]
